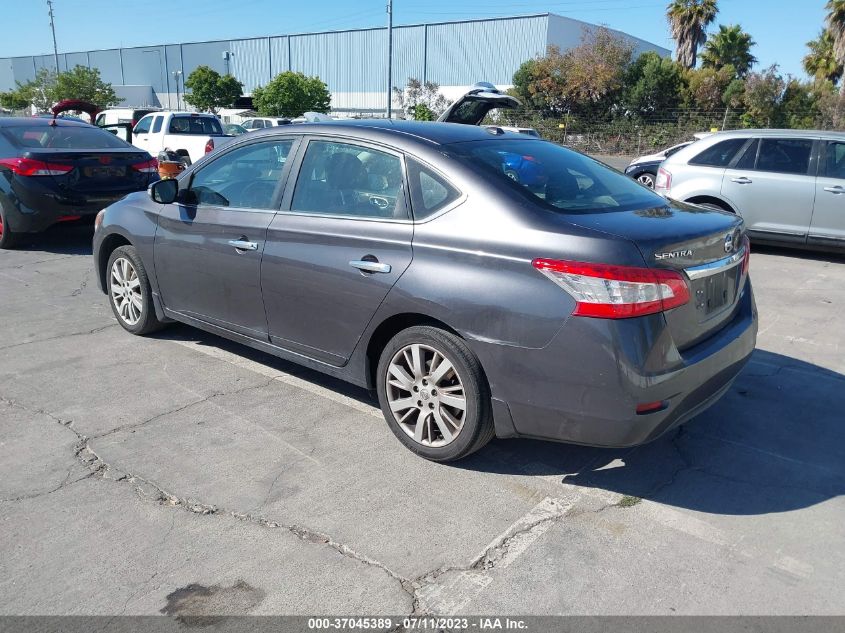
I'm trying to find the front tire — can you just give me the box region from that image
[106,245,165,335]
[376,326,494,462]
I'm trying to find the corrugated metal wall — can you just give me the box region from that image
[0,14,668,110]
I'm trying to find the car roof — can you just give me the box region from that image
[706,128,845,140]
[244,119,537,147]
[0,116,90,128]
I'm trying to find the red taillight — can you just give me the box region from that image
[636,400,668,415]
[655,167,671,193]
[204,139,214,154]
[0,157,73,176]
[131,158,159,173]
[741,235,750,276]
[532,259,690,319]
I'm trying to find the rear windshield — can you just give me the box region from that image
[1,124,132,150]
[452,139,664,213]
[168,116,223,135]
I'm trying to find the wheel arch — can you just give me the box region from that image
[684,195,736,213]
[96,232,133,294]
[364,313,462,390]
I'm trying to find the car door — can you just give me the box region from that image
[130,114,154,154]
[261,137,413,366]
[810,139,845,246]
[154,136,299,338]
[721,136,817,242]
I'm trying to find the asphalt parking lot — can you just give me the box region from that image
[1,224,844,617]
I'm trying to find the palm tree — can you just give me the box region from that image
[700,24,757,77]
[826,0,845,93]
[804,29,843,84]
[667,0,719,69]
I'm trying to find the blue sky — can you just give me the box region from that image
[3,0,828,80]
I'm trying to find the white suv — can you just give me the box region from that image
[656,129,845,252]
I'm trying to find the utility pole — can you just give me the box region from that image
[47,0,59,73]
[172,70,183,110]
[386,0,393,119]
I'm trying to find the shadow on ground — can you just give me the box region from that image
[156,319,845,518]
[8,223,94,256]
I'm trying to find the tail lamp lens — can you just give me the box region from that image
[131,158,159,173]
[0,157,73,176]
[204,139,214,154]
[655,167,671,193]
[532,259,690,319]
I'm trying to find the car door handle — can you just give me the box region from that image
[228,238,258,251]
[731,177,752,184]
[350,260,391,274]
[824,185,845,194]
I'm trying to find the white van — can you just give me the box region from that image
[95,108,161,128]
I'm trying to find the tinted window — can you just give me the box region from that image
[453,139,662,213]
[291,141,407,219]
[407,159,461,219]
[151,116,163,133]
[689,138,748,167]
[1,124,132,150]
[756,138,812,175]
[168,116,223,135]
[133,116,153,135]
[733,139,759,170]
[189,139,293,209]
[825,141,845,179]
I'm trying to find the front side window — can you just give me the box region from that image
[291,140,407,219]
[133,116,153,135]
[825,141,845,179]
[756,138,812,175]
[689,138,748,167]
[189,139,294,210]
[453,139,662,213]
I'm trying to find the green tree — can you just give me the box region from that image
[684,64,736,111]
[741,65,786,127]
[826,0,845,94]
[391,78,448,118]
[667,0,719,69]
[804,29,842,84]
[780,79,820,128]
[700,24,757,77]
[252,71,331,118]
[412,103,435,121]
[624,51,685,118]
[0,90,30,111]
[53,65,120,108]
[13,68,57,112]
[183,65,243,113]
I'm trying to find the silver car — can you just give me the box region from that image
[655,129,845,251]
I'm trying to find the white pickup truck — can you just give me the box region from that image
[129,112,227,165]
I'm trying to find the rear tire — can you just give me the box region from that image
[636,172,656,188]
[376,326,494,462]
[106,245,165,335]
[0,205,21,249]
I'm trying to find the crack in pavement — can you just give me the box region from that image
[0,322,118,351]
[1,394,629,621]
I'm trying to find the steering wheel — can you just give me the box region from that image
[239,180,276,209]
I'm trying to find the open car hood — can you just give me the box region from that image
[437,82,521,125]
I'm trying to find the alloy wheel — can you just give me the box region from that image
[386,343,467,447]
[637,173,655,188]
[110,257,143,326]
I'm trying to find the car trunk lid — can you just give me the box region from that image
[437,82,521,125]
[562,201,747,349]
[24,148,154,195]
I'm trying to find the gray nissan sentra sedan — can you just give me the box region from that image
[92,120,758,462]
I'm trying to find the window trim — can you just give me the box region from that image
[182,135,302,213]
[279,135,414,224]
[405,155,466,223]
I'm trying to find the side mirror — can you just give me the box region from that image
[149,179,178,204]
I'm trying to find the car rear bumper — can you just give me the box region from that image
[468,279,758,447]
[5,180,141,233]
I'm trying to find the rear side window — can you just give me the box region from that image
[689,138,748,167]
[151,116,163,133]
[1,125,131,149]
[407,159,461,219]
[168,116,223,135]
[756,138,812,175]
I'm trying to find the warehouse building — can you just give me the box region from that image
[0,13,669,113]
